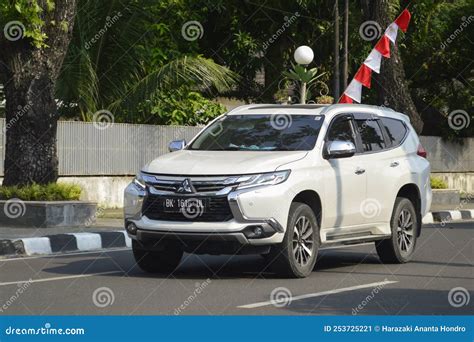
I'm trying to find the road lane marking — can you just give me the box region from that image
[0,271,123,286]
[237,280,398,309]
[0,247,131,262]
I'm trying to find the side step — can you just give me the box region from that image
[321,233,390,249]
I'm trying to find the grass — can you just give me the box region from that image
[0,183,82,201]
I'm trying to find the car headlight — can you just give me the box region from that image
[237,170,291,190]
[133,171,146,190]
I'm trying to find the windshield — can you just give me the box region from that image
[189,114,324,151]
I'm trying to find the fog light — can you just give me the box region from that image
[126,222,137,235]
[253,226,264,237]
[243,225,271,239]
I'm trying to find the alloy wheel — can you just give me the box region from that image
[292,216,314,266]
[397,209,414,253]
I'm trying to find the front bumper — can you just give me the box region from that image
[123,181,289,247]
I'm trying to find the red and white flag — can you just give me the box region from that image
[338,8,411,104]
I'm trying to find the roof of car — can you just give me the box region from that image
[226,103,410,123]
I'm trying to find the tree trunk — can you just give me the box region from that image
[0,0,77,186]
[371,1,424,133]
[342,0,349,90]
[333,0,340,102]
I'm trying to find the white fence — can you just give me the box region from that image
[0,119,201,176]
[0,119,472,175]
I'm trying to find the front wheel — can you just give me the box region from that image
[376,197,418,263]
[267,203,320,278]
[132,240,183,274]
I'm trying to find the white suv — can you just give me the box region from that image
[124,104,432,278]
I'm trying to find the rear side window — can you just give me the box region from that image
[381,117,407,147]
[355,119,386,152]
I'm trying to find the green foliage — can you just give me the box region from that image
[51,0,472,138]
[430,177,448,189]
[0,183,82,201]
[150,89,226,125]
[403,0,473,138]
[0,0,48,47]
[56,0,237,124]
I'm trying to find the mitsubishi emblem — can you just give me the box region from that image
[177,178,195,193]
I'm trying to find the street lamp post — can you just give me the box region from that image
[293,46,314,104]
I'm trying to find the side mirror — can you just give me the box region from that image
[168,139,186,152]
[326,140,356,159]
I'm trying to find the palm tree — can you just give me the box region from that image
[56,0,237,122]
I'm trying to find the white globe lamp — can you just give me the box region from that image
[294,45,314,65]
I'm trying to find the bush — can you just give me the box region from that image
[0,183,82,201]
[150,89,227,126]
[430,177,448,190]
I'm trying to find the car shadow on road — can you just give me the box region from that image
[39,249,387,280]
[39,247,471,281]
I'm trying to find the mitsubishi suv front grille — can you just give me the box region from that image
[142,194,233,222]
[140,174,238,222]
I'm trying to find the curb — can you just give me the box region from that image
[422,210,474,224]
[0,231,131,257]
[1,210,472,257]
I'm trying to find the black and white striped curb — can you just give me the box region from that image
[0,231,131,257]
[422,210,474,224]
[1,211,472,257]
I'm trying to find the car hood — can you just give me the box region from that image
[143,150,308,175]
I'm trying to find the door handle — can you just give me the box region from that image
[390,161,400,167]
[355,168,365,175]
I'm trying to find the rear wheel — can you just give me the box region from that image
[376,197,418,263]
[267,203,319,278]
[132,240,183,274]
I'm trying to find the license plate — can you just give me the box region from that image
[161,197,208,215]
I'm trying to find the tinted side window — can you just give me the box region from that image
[355,119,386,152]
[381,117,407,147]
[327,116,356,144]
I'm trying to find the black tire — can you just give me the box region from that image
[267,203,320,278]
[132,240,183,274]
[376,197,418,263]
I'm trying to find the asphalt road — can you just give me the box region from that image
[1,222,472,315]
